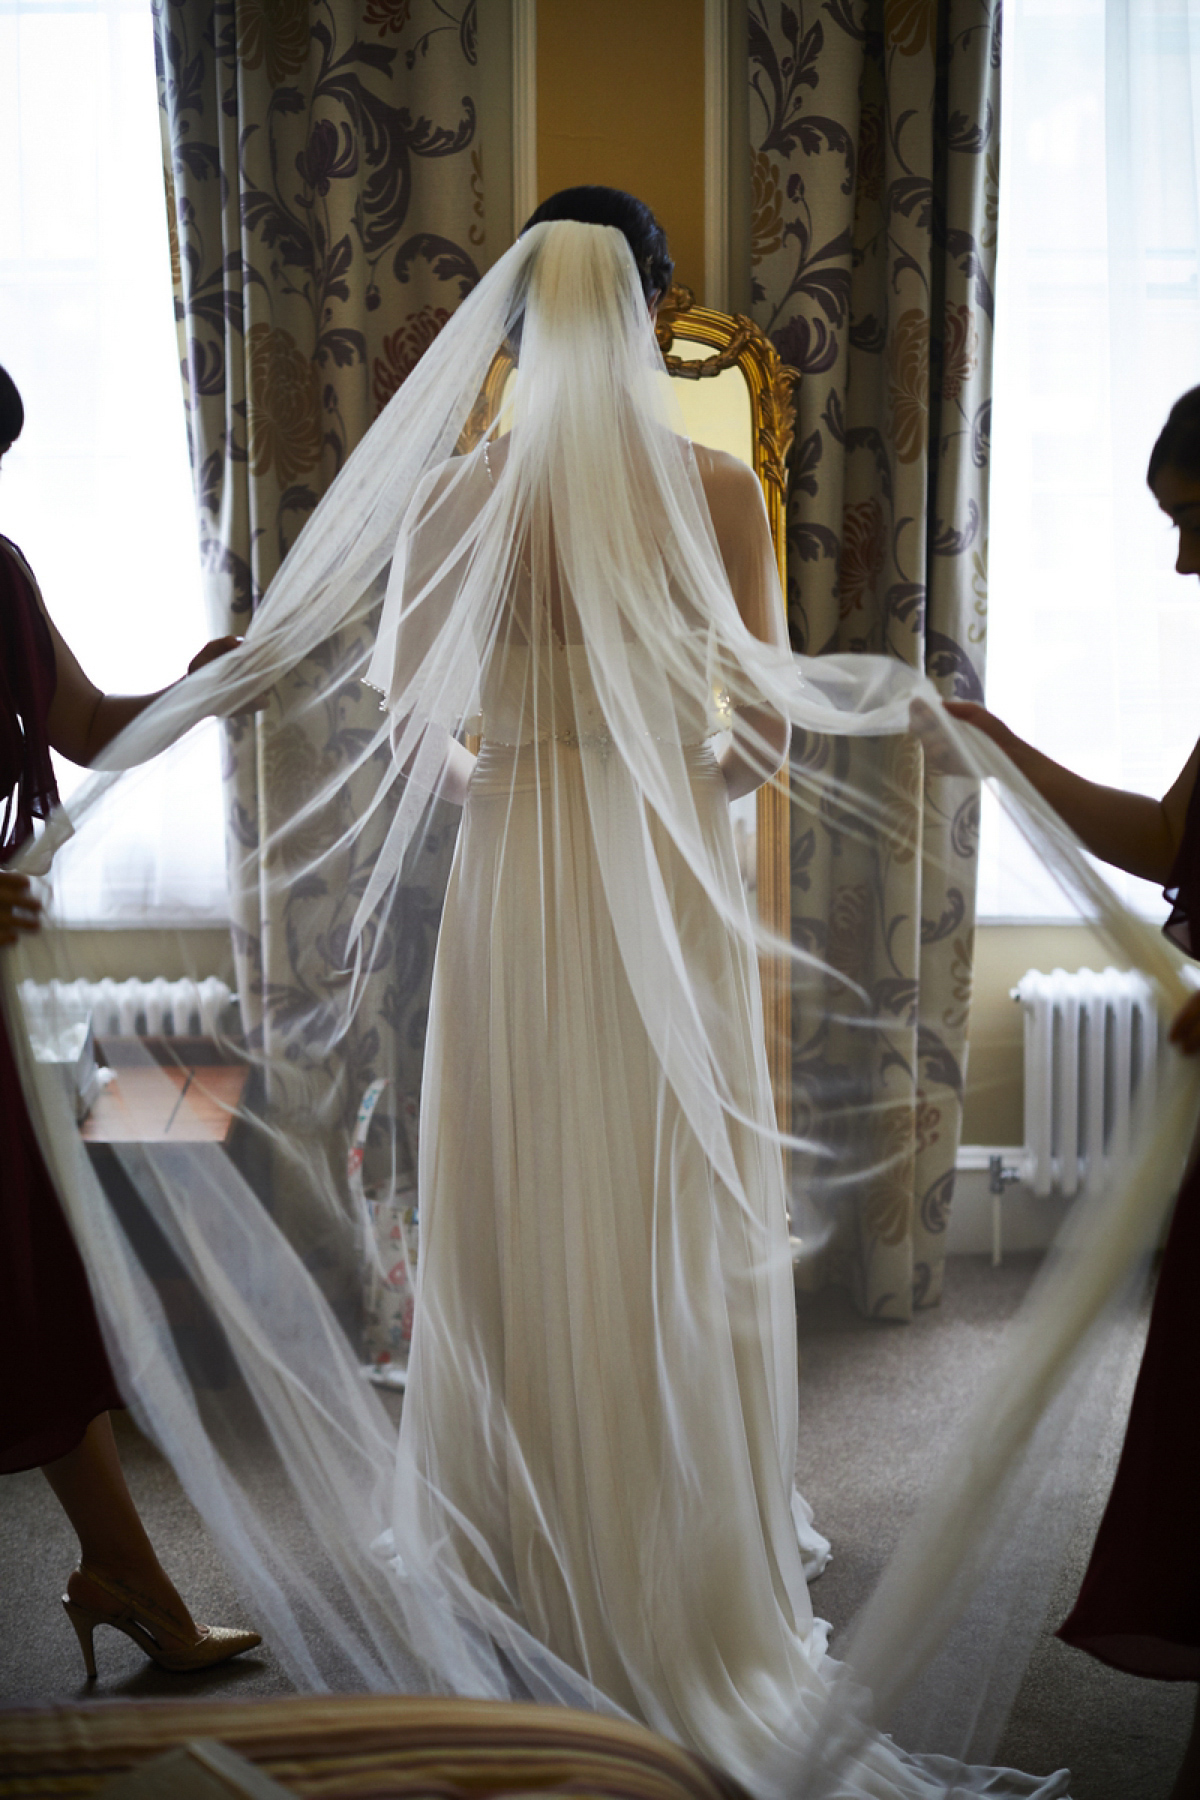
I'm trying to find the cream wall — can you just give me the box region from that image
[536,0,707,297]
[24,929,234,986]
[961,922,1137,1146]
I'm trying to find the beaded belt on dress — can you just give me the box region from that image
[484,730,618,752]
[479,730,713,752]
[472,734,717,791]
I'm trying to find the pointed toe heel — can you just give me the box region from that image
[62,1568,262,1677]
[61,1596,100,1681]
[148,1623,263,1673]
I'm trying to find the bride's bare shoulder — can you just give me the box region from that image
[689,440,742,473]
[689,444,768,546]
[690,441,762,501]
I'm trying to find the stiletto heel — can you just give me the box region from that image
[61,1568,261,1676]
[61,1597,99,1680]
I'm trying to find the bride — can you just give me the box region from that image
[9,188,1196,1797]
[379,187,836,1767]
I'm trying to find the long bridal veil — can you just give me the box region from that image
[4,221,1197,1795]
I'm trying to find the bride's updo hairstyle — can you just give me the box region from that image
[521,186,674,302]
[1148,384,1200,484]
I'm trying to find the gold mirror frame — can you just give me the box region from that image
[459,285,799,1134]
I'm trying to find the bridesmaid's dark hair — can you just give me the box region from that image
[1148,386,1200,486]
[0,365,23,449]
[522,187,674,303]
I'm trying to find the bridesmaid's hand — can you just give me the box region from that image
[0,871,41,946]
[942,699,1003,736]
[1169,988,1200,1057]
[909,699,974,776]
[910,697,1019,777]
[187,636,268,711]
[187,635,243,675]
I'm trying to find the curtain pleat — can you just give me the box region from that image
[155,1,486,1228]
[750,0,998,1316]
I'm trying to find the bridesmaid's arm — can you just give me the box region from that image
[43,614,243,767]
[4,540,242,766]
[944,701,1199,886]
[939,701,1200,1056]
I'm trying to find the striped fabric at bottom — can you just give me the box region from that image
[0,1693,752,1800]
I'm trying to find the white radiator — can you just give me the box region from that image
[19,976,236,1041]
[1012,966,1159,1199]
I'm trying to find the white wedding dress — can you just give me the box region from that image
[399,444,833,1762]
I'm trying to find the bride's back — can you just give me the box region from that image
[463,433,768,754]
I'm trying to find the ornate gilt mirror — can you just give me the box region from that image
[460,287,799,1132]
[654,286,798,1136]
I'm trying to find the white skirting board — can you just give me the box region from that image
[948,1147,1070,1260]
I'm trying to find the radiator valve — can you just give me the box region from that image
[988,1153,1022,1197]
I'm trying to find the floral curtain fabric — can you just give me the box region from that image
[155,0,484,1251]
[749,0,998,1316]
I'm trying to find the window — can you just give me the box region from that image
[0,0,226,922]
[978,0,1200,919]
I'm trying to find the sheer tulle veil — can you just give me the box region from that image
[4,220,1198,1795]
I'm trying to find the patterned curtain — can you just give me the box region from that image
[154,0,484,1257]
[749,0,997,1317]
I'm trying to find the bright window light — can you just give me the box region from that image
[979,0,1200,920]
[0,0,226,924]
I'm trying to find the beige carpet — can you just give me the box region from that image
[0,1255,1190,1798]
[792,1255,1192,1799]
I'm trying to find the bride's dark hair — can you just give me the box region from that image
[1149,385,1200,484]
[521,186,674,302]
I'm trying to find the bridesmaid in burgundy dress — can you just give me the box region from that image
[943,384,1200,1800]
[0,363,260,1678]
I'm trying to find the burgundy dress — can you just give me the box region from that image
[0,534,124,1473]
[1056,772,1200,1680]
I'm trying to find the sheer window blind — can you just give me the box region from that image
[979,0,1200,919]
[0,0,226,923]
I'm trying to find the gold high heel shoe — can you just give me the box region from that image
[61,1567,261,1679]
